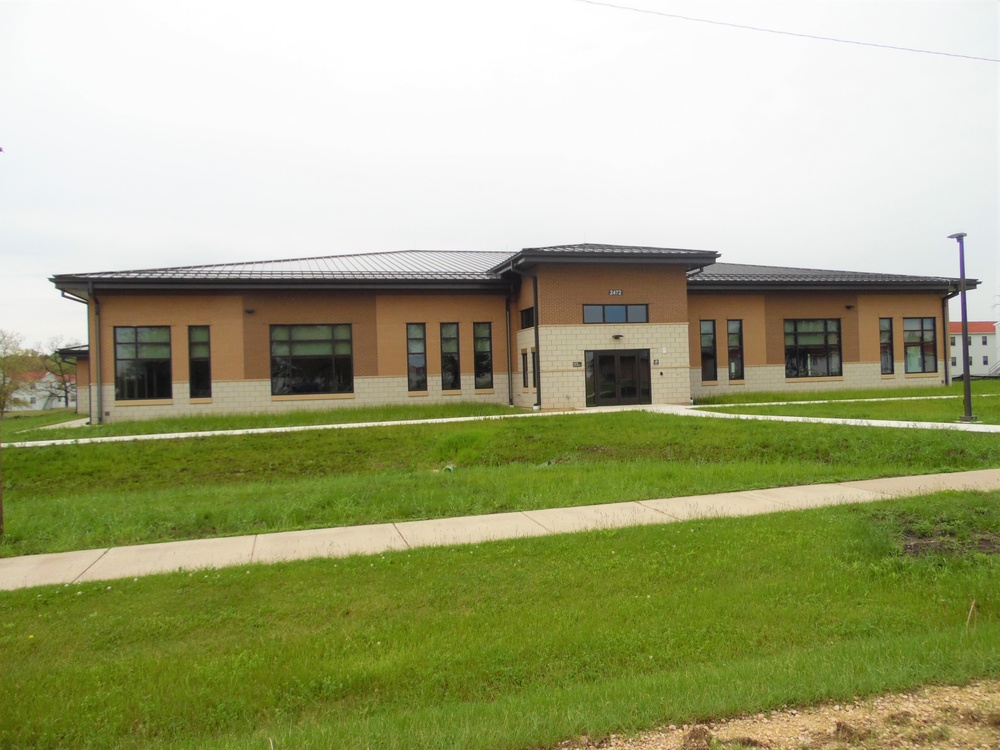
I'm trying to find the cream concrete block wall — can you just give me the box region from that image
[513,328,538,408]
[94,374,510,422]
[536,323,691,409]
[689,362,946,399]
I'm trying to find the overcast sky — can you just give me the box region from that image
[1,0,997,349]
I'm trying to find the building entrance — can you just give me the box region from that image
[585,349,652,406]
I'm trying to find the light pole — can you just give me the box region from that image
[947,232,975,422]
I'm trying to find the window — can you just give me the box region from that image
[951,357,957,367]
[950,336,956,347]
[985,356,990,366]
[520,307,535,329]
[440,323,460,391]
[879,318,894,375]
[700,320,717,382]
[473,322,493,389]
[270,325,352,395]
[115,326,172,400]
[903,317,936,374]
[532,350,539,388]
[968,336,972,346]
[727,320,744,380]
[984,336,989,346]
[407,323,427,391]
[784,319,842,378]
[189,326,211,398]
[583,304,648,323]
[521,351,529,388]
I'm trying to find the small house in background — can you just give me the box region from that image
[948,321,998,378]
[9,370,77,411]
[51,244,977,423]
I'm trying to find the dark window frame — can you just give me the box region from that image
[879,317,894,375]
[582,304,649,324]
[727,319,744,380]
[784,319,843,378]
[519,307,535,329]
[189,325,212,398]
[903,317,937,374]
[114,325,173,401]
[473,322,493,389]
[700,320,717,382]
[270,324,353,396]
[521,351,529,388]
[407,323,428,392]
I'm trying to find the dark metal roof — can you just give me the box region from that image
[494,243,719,272]
[688,262,972,292]
[57,344,89,360]
[54,250,514,283]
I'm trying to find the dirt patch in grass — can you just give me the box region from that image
[901,530,1000,557]
[559,681,1000,749]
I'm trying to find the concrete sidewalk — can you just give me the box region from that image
[3,468,999,592]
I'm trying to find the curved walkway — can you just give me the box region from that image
[2,468,999,591]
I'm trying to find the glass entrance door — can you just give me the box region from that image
[586,349,652,406]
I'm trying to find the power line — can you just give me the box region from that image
[571,0,1000,63]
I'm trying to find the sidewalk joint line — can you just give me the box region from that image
[73,548,111,584]
[520,511,554,533]
[392,523,411,550]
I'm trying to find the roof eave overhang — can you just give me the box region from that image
[51,276,510,294]
[491,251,720,274]
[688,280,977,293]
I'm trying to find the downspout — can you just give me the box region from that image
[58,290,95,420]
[943,291,958,386]
[505,293,513,405]
[91,283,103,424]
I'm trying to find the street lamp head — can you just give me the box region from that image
[948,232,967,240]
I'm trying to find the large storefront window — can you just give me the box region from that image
[270,324,353,395]
[784,319,842,378]
[115,326,172,400]
[903,317,937,373]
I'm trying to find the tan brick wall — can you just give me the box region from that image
[374,291,508,379]
[855,292,947,366]
[94,291,246,385]
[535,263,688,325]
[689,290,948,373]
[241,290,378,378]
[686,294,767,371]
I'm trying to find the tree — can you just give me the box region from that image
[0,329,38,536]
[40,337,78,408]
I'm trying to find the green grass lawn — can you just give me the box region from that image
[2,492,997,750]
[698,390,1000,424]
[0,408,79,437]
[3,402,524,443]
[4,411,1000,556]
[694,378,1000,405]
